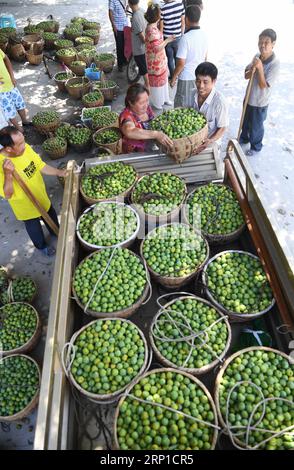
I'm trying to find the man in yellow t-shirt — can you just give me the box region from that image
[0,49,30,132]
[0,126,67,257]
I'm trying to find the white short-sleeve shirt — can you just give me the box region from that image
[193,87,229,140]
[176,28,208,81]
[248,53,280,107]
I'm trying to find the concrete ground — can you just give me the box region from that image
[0,0,293,449]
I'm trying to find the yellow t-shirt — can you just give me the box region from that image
[0,144,51,220]
[0,49,14,93]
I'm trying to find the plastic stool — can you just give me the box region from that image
[0,14,17,29]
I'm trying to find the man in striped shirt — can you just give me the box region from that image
[159,0,185,78]
[109,0,128,72]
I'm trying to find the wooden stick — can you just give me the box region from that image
[12,170,59,236]
[237,70,255,141]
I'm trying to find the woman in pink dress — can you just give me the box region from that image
[144,4,175,110]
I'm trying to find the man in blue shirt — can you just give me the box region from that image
[109,0,128,72]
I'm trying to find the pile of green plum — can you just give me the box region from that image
[93,128,121,145]
[73,248,147,313]
[143,224,208,277]
[54,39,73,49]
[205,251,274,314]
[42,32,59,41]
[84,21,100,30]
[54,71,74,81]
[0,303,37,352]
[152,297,229,369]
[83,29,99,39]
[68,127,92,146]
[10,277,37,303]
[37,20,59,32]
[70,319,146,395]
[95,53,115,63]
[116,369,216,450]
[81,162,136,200]
[217,348,294,450]
[187,184,245,235]
[82,90,103,105]
[92,111,118,130]
[94,80,117,90]
[78,203,138,247]
[0,355,39,417]
[42,137,67,154]
[55,122,71,140]
[75,36,94,45]
[56,47,76,58]
[150,108,207,140]
[32,110,60,127]
[76,44,96,52]
[132,173,186,216]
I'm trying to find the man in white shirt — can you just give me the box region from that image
[170,5,207,108]
[193,62,229,153]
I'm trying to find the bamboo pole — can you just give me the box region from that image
[237,70,255,141]
[13,169,59,236]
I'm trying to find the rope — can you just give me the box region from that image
[122,392,221,432]
[220,379,294,450]
[152,306,228,369]
[142,257,152,305]
[156,292,197,309]
[84,247,118,314]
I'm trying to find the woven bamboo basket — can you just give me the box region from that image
[130,173,187,226]
[56,49,77,66]
[43,34,59,50]
[72,250,149,318]
[21,34,44,52]
[214,346,293,450]
[83,33,99,46]
[53,71,75,92]
[92,114,119,131]
[150,295,231,376]
[33,118,61,135]
[54,40,74,51]
[80,167,137,205]
[65,76,91,99]
[64,318,149,403]
[165,122,209,164]
[44,141,68,159]
[94,81,118,101]
[83,22,101,31]
[76,202,140,252]
[113,367,219,450]
[95,57,115,73]
[184,183,246,245]
[26,50,43,65]
[0,302,41,356]
[64,29,83,41]
[69,61,86,76]
[82,93,104,108]
[140,223,210,289]
[0,354,41,422]
[201,250,276,323]
[92,127,122,154]
[7,42,26,62]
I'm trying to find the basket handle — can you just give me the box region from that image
[156,292,197,309]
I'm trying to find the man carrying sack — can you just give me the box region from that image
[0,126,67,257]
